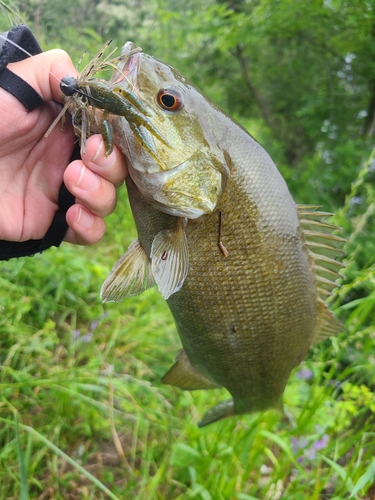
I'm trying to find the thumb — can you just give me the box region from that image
[7,49,77,103]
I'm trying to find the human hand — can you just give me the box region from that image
[63,134,127,245]
[0,49,127,246]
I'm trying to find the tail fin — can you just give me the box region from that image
[198,399,235,427]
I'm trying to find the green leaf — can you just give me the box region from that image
[319,455,354,490]
[170,443,201,468]
[0,417,121,500]
[237,494,261,500]
[349,458,375,498]
[259,430,303,471]
[15,414,29,500]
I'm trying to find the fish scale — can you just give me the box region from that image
[166,174,316,413]
[84,42,346,427]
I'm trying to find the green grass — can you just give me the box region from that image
[2,5,375,496]
[2,158,375,499]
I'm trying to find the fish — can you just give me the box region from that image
[68,42,344,426]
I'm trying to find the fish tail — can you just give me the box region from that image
[197,399,236,427]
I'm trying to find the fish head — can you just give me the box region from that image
[109,42,230,219]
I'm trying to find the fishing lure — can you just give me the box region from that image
[46,40,169,159]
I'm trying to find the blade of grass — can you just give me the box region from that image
[349,457,375,498]
[259,430,304,472]
[237,495,261,500]
[14,413,29,500]
[0,417,120,500]
[319,454,354,491]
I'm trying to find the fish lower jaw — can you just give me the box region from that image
[155,202,214,219]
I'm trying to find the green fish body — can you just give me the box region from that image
[101,42,343,426]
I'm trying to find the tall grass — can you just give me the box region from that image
[1,145,375,499]
[0,17,375,490]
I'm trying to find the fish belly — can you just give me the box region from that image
[166,172,317,414]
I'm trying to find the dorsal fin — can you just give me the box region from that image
[298,205,345,299]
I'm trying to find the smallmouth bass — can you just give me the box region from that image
[73,42,344,426]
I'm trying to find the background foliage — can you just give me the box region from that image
[1,1,375,499]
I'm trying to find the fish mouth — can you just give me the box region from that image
[109,42,170,166]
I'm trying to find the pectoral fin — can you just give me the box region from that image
[101,239,155,302]
[151,218,189,299]
[162,350,220,390]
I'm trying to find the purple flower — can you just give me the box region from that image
[90,319,99,331]
[291,433,329,463]
[72,329,81,340]
[312,434,329,451]
[296,367,313,380]
[291,437,309,455]
[81,332,93,343]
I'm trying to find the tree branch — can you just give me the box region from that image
[234,44,278,135]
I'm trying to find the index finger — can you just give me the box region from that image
[79,134,128,187]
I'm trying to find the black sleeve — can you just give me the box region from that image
[0,25,75,260]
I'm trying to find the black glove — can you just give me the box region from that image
[0,25,75,260]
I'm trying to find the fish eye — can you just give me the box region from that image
[156,87,184,111]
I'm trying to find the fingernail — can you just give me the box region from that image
[92,140,116,168]
[76,165,99,192]
[77,207,93,227]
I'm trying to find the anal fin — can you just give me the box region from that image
[101,239,155,302]
[161,350,220,390]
